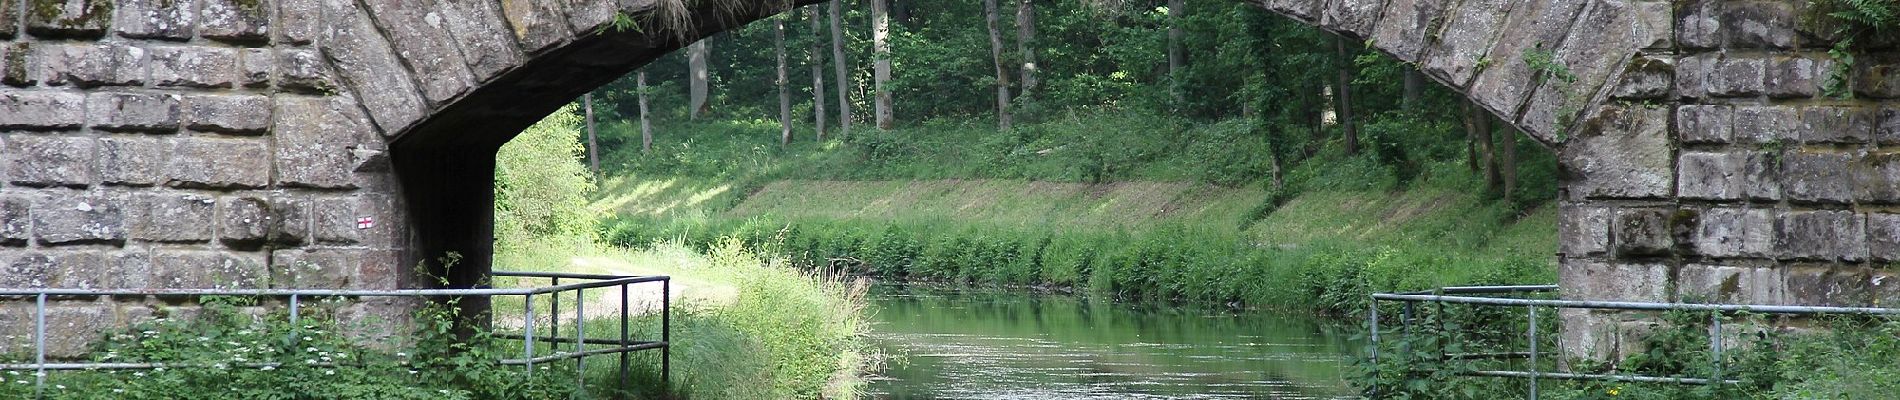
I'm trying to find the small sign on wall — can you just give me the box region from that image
[357,217,375,230]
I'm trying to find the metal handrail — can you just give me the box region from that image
[0,270,672,399]
[1368,284,1900,400]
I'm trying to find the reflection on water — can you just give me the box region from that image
[866,284,1359,399]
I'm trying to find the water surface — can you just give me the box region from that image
[865,284,1358,399]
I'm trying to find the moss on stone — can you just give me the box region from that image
[29,0,112,32]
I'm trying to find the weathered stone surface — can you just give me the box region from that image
[0,90,84,129]
[498,0,572,53]
[0,0,15,40]
[1559,203,1609,256]
[185,94,272,133]
[1709,55,1766,97]
[35,304,109,358]
[278,49,337,93]
[271,249,358,288]
[1675,52,1717,99]
[560,0,617,34]
[1608,56,1672,100]
[32,44,146,87]
[113,0,196,40]
[26,0,114,38]
[127,192,215,242]
[1,43,29,86]
[363,0,475,105]
[1741,151,1783,200]
[1420,0,1510,86]
[165,138,270,189]
[1678,152,1741,200]
[1677,105,1731,144]
[439,0,523,82]
[0,196,30,244]
[1562,260,1670,302]
[32,193,124,245]
[1854,55,1900,99]
[8,135,94,187]
[275,97,370,188]
[218,196,269,245]
[1520,0,1645,138]
[1798,106,1873,144]
[1778,210,1867,261]
[1781,152,1854,204]
[1369,0,1445,60]
[321,0,426,133]
[1723,1,1795,49]
[199,0,270,42]
[1467,0,1587,116]
[1562,105,1673,199]
[87,92,181,132]
[1676,0,1722,49]
[152,250,266,289]
[1765,56,1818,98]
[1857,153,1900,203]
[279,0,322,45]
[96,136,163,186]
[270,196,313,245]
[1679,264,1784,305]
[1694,207,1776,258]
[149,46,238,88]
[1786,265,1869,306]
[1869,213,1900,261]
[1734,105,1799,144]
[237,48,273,88]
[1880,108,1900,145]
[1630,0,1673,50]
[1614,208,1674,257]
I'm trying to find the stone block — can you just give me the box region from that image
[1631,0,1673,50]
[0,196,29,245]
[38,305,108,358]
[1854,55,1900,99]
[1765,56,1818,99]
[278,49,336,94]
[4,251,130,289]
[1369,0,1446,60]
[1561,105,1673,199]
[1680,264,1785,305]
[497,0,572,53]
[1722,1,1795,48]
[1468,0,1589,120]
[271,248,365,288]
[1855,153,1900,203]
[1675,52,1717,99]
[199,0,269,42]
[1880,108,1900,145]
[1560,203,1610,256]
[1609,56,1672,100]
[0,0,13,40]
[1561,260,1670,302]
[97,136,163,186]
[113,0,196,40]
[1615,208,1676,257]
[152,250,266,289]
[222,50,265,91]
[1781,152,1854,204]
[1676,0,1722,49]
[218,196,269,245]
[127,193,215,242]
[149,46,238,88]
[0,90,85,129]
[2,43,29,86]
[438,0,522,82]
[87,92,181,132]
[1709,55,1765,97]
[1678,105,1732,144]
[1741,151,1782,200]
[1786,265,1870,306]
[322,0,425,133]
[97,250,152,289]
[275,97,371,188]
[363,0,475,105]
[1695,207,1775,258]
[185,94,271,133]
[559,0,618,34]
[6,134,93,187]
[279,0,322,44]
[32,192,124,245]
[1419,0,1510,86]
[1519,0,1644,138]
[1734,106,1799,144]
[26,0,114,38]
[1798,106,1873,144]
[1869,213,1900,261]
[1678,152,1741,200]
[164,138,270,189]
[1778,210,1868,261]
[33,43,146,87]
[270,196,312,245]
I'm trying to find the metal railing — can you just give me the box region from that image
[1367,285,1900,399]
[0,270,672,399]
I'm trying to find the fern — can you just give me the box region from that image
[1816,0,1900,98]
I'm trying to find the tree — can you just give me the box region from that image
[984,0,1013,131]
[808,7,828,141]
[1333,35,1358,155]
[776,14,793,146]
[1167,0,1185,103]
[873,0,895,130]
[1402,69,1422,111]
[688,39,711,120]
[638,71,653,153]
[1467,101,1500,193]
[829,0,853,138]
[1016,0,1039,98]
[1501,126,1518,199]
[584,93,599,178]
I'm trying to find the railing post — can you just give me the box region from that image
[550,277,560,348]
[662,278,672,394]
[619,282,630,398]
[1527,305,1538,400]
[289,294,301,345]
[34,293,46,399]
[1368,297,1380,399]
[525,293,537,376]
[575,288,585,398]
[1710,312,1722,387]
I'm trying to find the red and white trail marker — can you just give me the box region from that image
[356,217,375,230]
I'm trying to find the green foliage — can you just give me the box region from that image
[496,104,598,248]
[1814,0,1900,98]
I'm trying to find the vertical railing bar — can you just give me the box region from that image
[1368,298,1380,399]
[525,293,536,376]
[1710,312,1722,387]
[619,282,630,397]
[662,278,672,394]
[550,278,560,348]
[1527,305,1539,400]
[1401,302,1414,356]
[34,293,46,399]
[575,288,585,398]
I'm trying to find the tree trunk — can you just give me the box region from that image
[872,0,894,130]
[808,8,828,141]
[1167,0,1185,103]
[776,15,793,147]
[688,39,711,120]
[637,71,653,153]
[1333,36,1358,156]
[984,0,1012,131]
[584,93,599,178]
[828,0,853,138]
[893,0,913,25]
[1402,69,1422,112]
[1016,0,1039,98]
[1501,126,1518,198]
[1462,101,1478,172]
[1474,104,1499,193]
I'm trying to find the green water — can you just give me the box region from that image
[865,284,1359,399]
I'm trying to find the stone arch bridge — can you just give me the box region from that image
[0,0,1891,359]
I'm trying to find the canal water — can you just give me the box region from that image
[864,284,1360,399]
